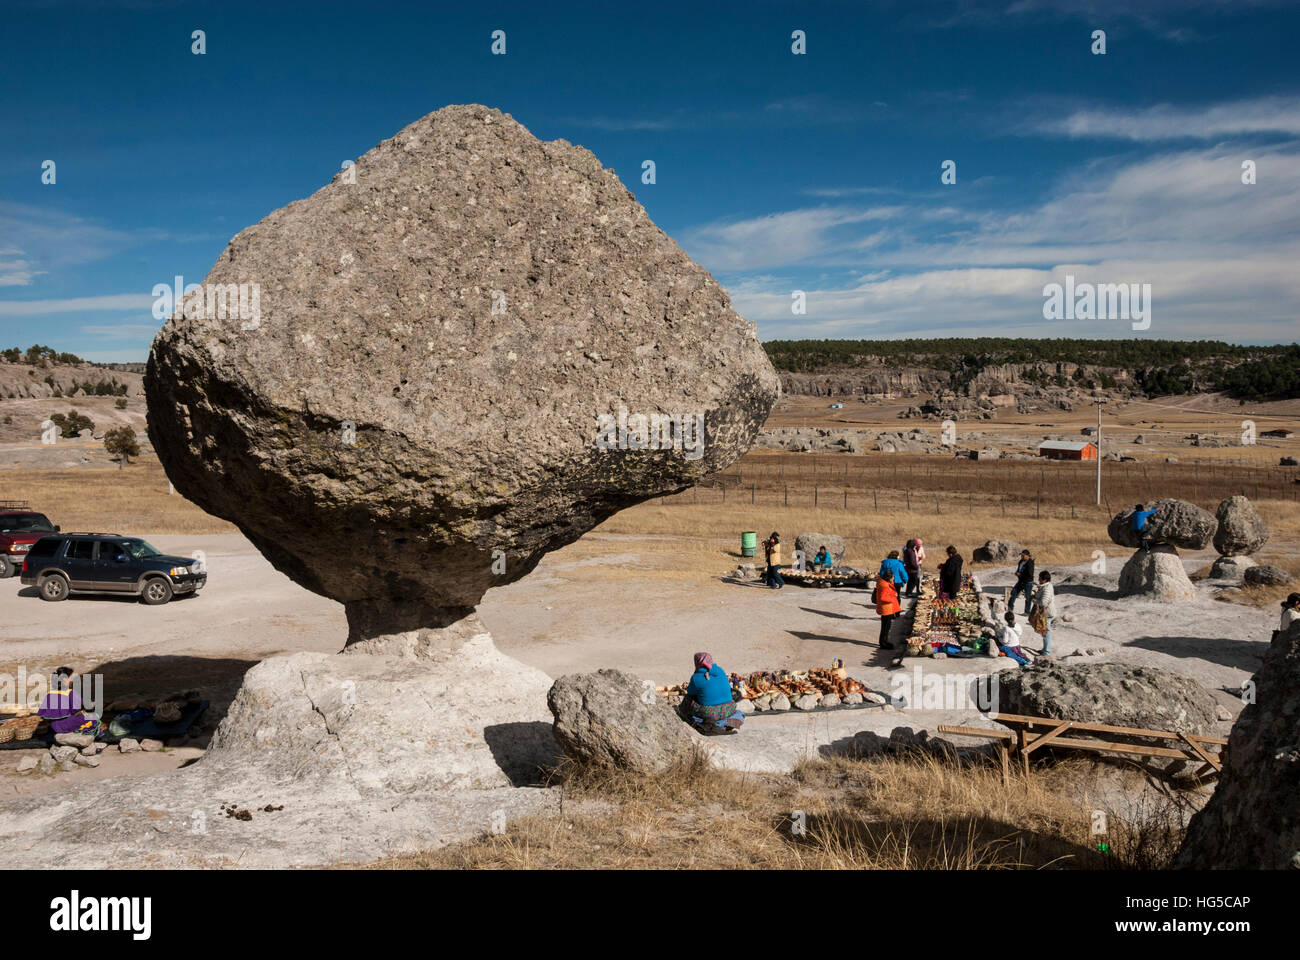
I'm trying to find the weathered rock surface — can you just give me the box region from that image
[1244,565,1295,587]
[794,533,846,565]
[1117,545,1196,601]
[53,732,94,749]
[146,103,778,651]
[1108,500,1218,550]
[1176,622,1300,869]
[1213,496,1269,556]
[1210,555,1256,581]
[972,540,1021,564]
[998,662,1217,737]
[547,669,696,773]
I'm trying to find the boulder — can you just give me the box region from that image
[145,103,778,657]
[794,533,846,566]
[49,745,78,764]
[37,755,56,775]
[769,694,791,712]
[1244,565,1295,587]
[1117,545,1197,601]
[1209,555,1255,581]
[998,662,1217,738]
[15,756,37,773]
[1108,499,1217,550]
[73,753,100,768]
[547,669,696,773]
[793,694,820,711]
[1213,496,1269,556]
[118,738,141,754]
[818,694,841,708]
[1281,456,1298,467]
[1176,621,1300,868]
[972,540,1021,564]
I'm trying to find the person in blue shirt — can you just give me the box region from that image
[813,546,833,572]
[685,652,743,735]
[1131,503,1160,550]
[879,550,910,592]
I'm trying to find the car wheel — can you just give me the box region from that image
[0,557,12,579]
[38,574,69,602]
[141,577,173,605]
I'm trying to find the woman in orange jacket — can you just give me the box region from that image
[875,573,901,649]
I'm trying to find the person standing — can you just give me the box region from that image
[1031,570,1058,656]
[938,545,963,599]
[875,573,901,649]
[763,532,784,590]
[902,539,922,597]
[1132,503,1160,551]
[1010,549,1036,615]
[879,550,910,595]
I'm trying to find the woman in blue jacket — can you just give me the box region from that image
[686,652,744,735]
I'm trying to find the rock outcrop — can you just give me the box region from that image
[1176,622,1300,869]
[1117,545,1197,600]
[1213,496,1269,556]
[794,533,847,565]
[998,662,1217,738]
[1108,500,1217,550]
[547,669,697,773]
[146,103,779,654]
[1209,555,1255,581]
[1245,565,1295,587]
[972,540,1021,564]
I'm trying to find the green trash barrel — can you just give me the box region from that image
[741,531,757,557]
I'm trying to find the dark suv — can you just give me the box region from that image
[21,534,207,605]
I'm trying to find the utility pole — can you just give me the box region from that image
[1094,396,1103,506]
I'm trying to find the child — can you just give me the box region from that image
[998,611,1032,667]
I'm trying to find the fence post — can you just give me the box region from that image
[784,484,788,507]
[814,485,818,507]
[843,490,847,510]
[873,489,878,510]
[751,484,755,505]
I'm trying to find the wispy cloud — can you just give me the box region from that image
[0,294,154,315]
[0,202,141,285]
[682,207,904,271]
[1035,96,1300,141]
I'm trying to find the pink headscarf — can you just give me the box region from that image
[694,652,713,672]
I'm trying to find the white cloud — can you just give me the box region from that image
[1036,96,1300,141]
[681,207,903,271]
[0,294,154,315]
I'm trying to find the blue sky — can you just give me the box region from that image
[2,0,1298,361]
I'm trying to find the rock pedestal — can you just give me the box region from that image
[1117,545,1196,601]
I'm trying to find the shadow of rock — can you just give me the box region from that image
[799,607,862,620]
[787,629,870,647]
[483,721,562,787]
[1126,635,1267,672]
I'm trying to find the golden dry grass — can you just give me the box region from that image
[358,751,1192,870]
[0,459,234,535]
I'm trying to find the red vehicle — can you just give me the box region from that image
[0,502,60,579]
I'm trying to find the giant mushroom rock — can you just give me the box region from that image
[1109,499,1215,600]
[146,104,780,789]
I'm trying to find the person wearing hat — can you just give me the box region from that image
[1281,593,1300,634]
[685,652,743,735]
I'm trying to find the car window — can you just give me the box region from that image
[29,537,60,558]
[101,541,126,560]
[67,540,95,560]
[119,539,162,560]
[0,514,55,534]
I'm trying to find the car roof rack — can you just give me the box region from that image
[61,532,123,537]
[0,501,32,510]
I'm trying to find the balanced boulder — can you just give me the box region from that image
[1176,621,1300,868]
[998,662,1217,737]
[146,103,779,655]
[1117,545,1196,601]
[1108,499,1217,551]
[794,533,846,565]
[972,540,1021,564]
[547,669,697,773]
[1213,496,1269,556]
[1244,565,1295,587]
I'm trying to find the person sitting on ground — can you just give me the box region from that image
[997,611,1031,667]
[685,652,743,735]
[902,538,922,597]
[1280,593,1300,633]
[938,545,963,599]
[875,572,902,650]
[1010,549,1035,615]
[813,545,833,572]
[1030,570,1058,656]
[38,667,101,738]
[1132,503,1160,550]
[879,550,910,594]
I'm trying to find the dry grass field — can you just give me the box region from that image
[363,751,1191,870]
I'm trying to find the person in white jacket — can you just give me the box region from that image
[1031,571,1058,656]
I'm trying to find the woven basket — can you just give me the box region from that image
[2,715,42,741]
